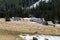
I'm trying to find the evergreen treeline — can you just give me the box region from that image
[0,0,60,22]
[0,0,38,18]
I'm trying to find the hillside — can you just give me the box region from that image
[0,0,39,8]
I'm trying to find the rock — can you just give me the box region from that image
[12,17,21,21]
[33,37,38,40]
[45,38,48,40]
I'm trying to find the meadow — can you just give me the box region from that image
[0,18,60,40]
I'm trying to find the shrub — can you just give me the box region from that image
[5,17,10,21]
[5,13,10,21]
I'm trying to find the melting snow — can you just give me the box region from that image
[19,34,60,40]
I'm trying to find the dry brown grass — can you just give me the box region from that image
[0,18,60,40]
[0,18,60,36]
[0,35,24,40]
[0,29,24,40]
[0,34,16,40]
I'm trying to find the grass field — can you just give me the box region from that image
[0,18,60,40]
[0,34,24,40]
[0,29,24,40]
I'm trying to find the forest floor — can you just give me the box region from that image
[0,18,60,40]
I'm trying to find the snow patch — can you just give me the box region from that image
[29,0,49,8]
[19,34,60,40]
